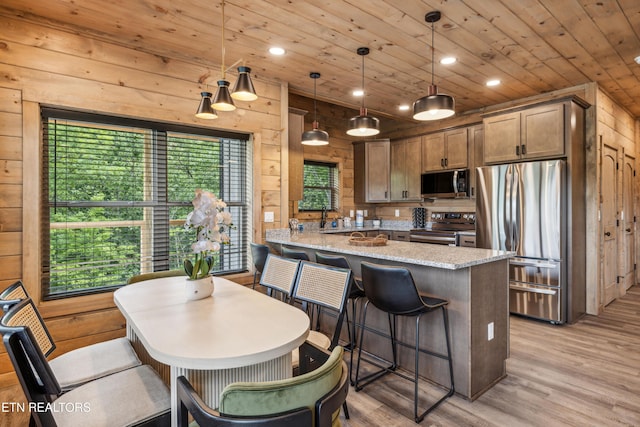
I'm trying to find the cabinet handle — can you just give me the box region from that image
[605,231,611,237]
[521,144,527,155]
[385,191,388,199]
[626,228,632,232]
[440,158,445,167]
[444,158,448,167]
[516,145,520,156]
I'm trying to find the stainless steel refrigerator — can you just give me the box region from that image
[476,159,580,323]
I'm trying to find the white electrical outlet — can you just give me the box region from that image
[364,210,368,217]
[395,209,400,217]
[488,322,494,341]
[264,211,274,223]
[350,210,354,218]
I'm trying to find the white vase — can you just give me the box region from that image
[185,276,214,301]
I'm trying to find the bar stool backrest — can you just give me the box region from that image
[293,262,351,314]
[281,246,310,261]
[360,262,424,315]
[315,252,363,293]
[250,243,270,274]
[259,254,301,298]
[0,280,28,302]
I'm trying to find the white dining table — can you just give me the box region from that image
[114,276,310,426]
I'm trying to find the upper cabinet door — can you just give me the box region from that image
[521,103,565,159]
[404,137,422,200]
[443,128,468,169]
[483,111,521,164]
[365,140,391,202]
[422,132,446,172]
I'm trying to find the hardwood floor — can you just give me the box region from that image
[340,286,640,426]
[2,287,639,426]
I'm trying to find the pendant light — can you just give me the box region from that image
[413,11,455,121]
[195,0,258,118]
[346,47,380,137]
[195,91,218,119]
[301,72,329,146]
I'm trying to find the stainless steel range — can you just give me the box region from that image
[410,211,475,246]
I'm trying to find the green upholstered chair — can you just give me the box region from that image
[177,342,348,427]
[127,269,186,284]
[1,298,170,427]
[0,280,142,392]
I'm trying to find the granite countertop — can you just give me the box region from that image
[266,231,512,270]
[319,226,407,234]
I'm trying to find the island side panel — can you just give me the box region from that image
[469,260,509,398]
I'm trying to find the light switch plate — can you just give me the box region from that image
[350,210,354,218]
[264,211,274,223]
[488,322,494,341]
[364,210,368,217]
[395,209,400,217]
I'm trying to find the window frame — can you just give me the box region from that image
[39,107,251,300]
[298,160,339,212]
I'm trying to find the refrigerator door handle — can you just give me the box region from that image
[509,284,558,295]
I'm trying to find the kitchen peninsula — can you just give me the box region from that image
[266,230,513,400]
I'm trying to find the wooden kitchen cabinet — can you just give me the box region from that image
[288,108,306,201]
[390,137,422,201]
[354,139,390,203]
[483,102,565,164]
[422,128,468,172]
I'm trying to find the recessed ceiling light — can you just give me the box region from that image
[440,57,457,65]
[486,79,501,87]
[269,47,286,56]
[352,89,364,97]
[635,55,640,65]
[398,104,410,111]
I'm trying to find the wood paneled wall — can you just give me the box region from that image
[0,15,285,386]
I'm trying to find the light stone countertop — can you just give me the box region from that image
[266,231,512,270]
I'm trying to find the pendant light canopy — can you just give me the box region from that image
[413,11,455,121]
[301,72,329,146]
[347,47,380,137]
[195,0,258,119]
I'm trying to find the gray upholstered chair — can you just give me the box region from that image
[1,298,171,427]
[127,269,186,284]
[177,342,348,427]
[0,280,142,392]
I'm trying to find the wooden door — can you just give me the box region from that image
[422,132,445,172]
[444,128,468,169]
[521,103,565,159]
[621,153,636,291]
[483,111,520,164]
[601,143,619,306]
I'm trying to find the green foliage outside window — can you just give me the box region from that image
[298,161,338,211]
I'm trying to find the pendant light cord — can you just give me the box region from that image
[313,77,318,124]
[361,53,365,109]
[431,18,435,86]
[221,0,226,79]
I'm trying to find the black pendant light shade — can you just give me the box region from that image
[413,11,455,121]
[212,80,236,111]
[195,92,218,119]
[347,47,380,137]
[231,66,258,101]
[194,0,257,118]
[301,72,329,146]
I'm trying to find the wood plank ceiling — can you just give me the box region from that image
[2,0,640,120]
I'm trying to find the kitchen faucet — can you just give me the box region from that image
[320,205,327,229]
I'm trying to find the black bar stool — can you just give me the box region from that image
[280,246,310,261]
[250,242,270,289]
[354,261,454,423]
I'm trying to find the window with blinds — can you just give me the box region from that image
[41,108,250,299]
[298,161,339,211]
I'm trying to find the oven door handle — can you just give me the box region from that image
[410,235,456,243]
[509,284,557,295]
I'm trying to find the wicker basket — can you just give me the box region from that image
[348,232,388,247]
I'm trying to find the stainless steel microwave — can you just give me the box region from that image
[420,169,469,198]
